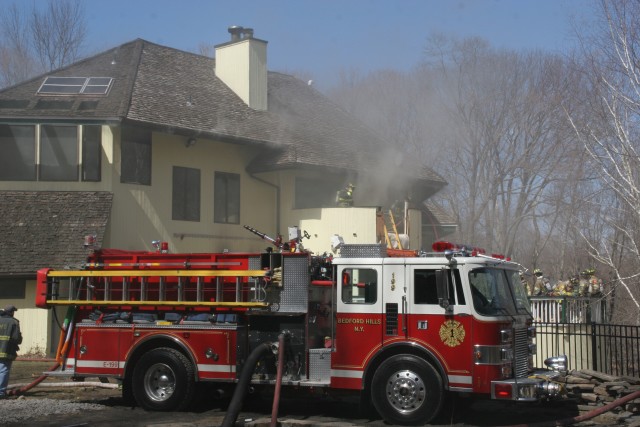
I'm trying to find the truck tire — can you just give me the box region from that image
[371,354,443,425]
[132,347,195,411]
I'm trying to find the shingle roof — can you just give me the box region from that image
[0,39,445,185]
[423,201,457,226]
[0,191,112,276]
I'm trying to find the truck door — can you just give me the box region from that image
[332,264,383,389]
[406,266,474,393]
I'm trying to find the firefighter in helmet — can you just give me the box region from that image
[581,268,602,295]
[532,268,546,296]
[336,183,355,207]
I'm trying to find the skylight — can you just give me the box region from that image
[37,77,113,95]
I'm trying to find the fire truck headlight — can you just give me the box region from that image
[518,383,538,399]
[501,363,512,378]
[528,326,536,339]
[529,343,537,355]
[500,347,513,361]
[500,329,513,344]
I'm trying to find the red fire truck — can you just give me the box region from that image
[35,232,564,425]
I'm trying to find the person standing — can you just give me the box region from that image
[0,305,22,397]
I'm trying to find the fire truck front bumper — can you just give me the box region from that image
[491,375,562,401]
[491,355,567,401]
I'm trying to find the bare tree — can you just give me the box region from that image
[568,0,640,322]
[30,0,86,71]
[0,0,86,88]
[425,37,584,264]
[0,3,39,87]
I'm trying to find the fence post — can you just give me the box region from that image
[591,321,598,371]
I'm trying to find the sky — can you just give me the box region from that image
[19,0,597,91]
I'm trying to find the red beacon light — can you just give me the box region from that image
[432,241,486,256]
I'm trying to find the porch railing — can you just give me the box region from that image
[529,296,640,377]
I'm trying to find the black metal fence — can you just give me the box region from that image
[530,297,640,377]
[534,322,640,377]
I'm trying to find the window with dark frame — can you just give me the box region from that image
[172,166,201,221]
[0,124,36,181]
[0,278,26,299]
[414,269,463,306]
[0,124,102,182]
[121,126,151,185]
[214,172,240,224]
[39,125,78,181]
[341,268,378,304]
[82,126,101,181]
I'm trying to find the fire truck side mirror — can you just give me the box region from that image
[436,269,452,312]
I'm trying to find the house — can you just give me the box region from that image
[0,27,451,356]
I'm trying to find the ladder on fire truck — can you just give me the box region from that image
[39,268,272,309]
[383,210,403,250]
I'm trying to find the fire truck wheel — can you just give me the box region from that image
[132,347,196,411]
[371,355,443,425]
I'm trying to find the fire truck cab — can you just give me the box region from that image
[35,239,564,425]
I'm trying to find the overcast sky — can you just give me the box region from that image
[15,0,596,91]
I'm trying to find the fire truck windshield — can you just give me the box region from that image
[469,267,531,316]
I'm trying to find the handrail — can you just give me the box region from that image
[47,269,268,277]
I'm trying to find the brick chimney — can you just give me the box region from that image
[215,26,268,111]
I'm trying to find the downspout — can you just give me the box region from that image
[249,173,281,234]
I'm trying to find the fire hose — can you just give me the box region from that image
[271,333,288,427]
[7,306,76,396]
[221,342,273,427]
[507,389,640,427]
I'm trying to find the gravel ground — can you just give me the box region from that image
[3,360,637,427]
[0,396,106,424]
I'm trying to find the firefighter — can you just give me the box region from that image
[532,269,546,296]
[0,305,22,398]
[520,271,532,296]
[336,183,355,207]
[581,268,602,295]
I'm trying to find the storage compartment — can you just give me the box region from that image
[308,348,331,381]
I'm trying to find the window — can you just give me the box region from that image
[0,278,26,299]
[172,166,200,221]
[0,125,36,181]
[121,126,151,185]
[37,76,113,95]
[40,125,78,181]
[82,126,101,181]
[414,269,464,306]
[414,270,439,304]
[294,176,342,209]
[341,268,377,304]
[0,124,102,182]
[214,172,240,224]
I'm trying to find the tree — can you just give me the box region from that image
[0,0,86,88]
[424,37,584,262]
[0,3,38,87]
[568,0,640,322]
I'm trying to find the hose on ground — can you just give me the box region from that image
[6,361,60,396]
[221,342,273,427]
[507,390,640,427]
[8,381,119,390]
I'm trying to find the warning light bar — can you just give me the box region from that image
[432,241,486,255]
[432,241,511,260]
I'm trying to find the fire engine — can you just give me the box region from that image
[35,227,565,425]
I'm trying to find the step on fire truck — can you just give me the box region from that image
[36,228,565,425]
